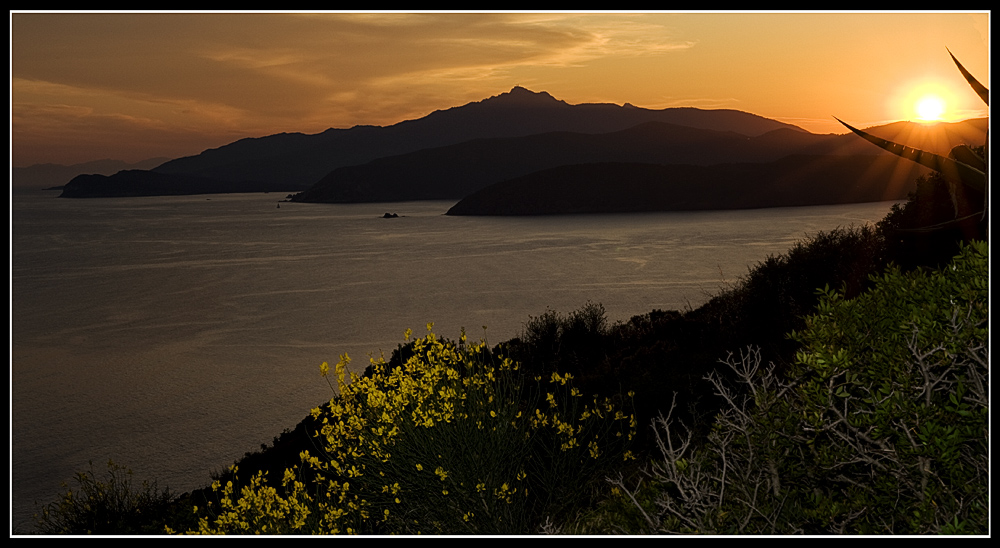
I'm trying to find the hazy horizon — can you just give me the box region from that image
[11,11,989,168]
[10,91,991,171]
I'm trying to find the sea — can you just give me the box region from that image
[10,189,901,532]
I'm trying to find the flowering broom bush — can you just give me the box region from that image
[189,325,636,534]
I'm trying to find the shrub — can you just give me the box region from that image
[518,301,610,377]
[189,325,636,534]
[696,224,891,352]
[878,172,989,271]
[786,239,988,534]
[34,460,179,535]
[607,241,988,534]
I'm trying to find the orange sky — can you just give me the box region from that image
[10,11,990,167]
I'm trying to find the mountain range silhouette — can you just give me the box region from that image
[55,86,987,209]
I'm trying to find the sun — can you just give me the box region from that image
[890,79,964,124]
[914,94,946,122]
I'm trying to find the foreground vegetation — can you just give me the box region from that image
[30,48,989,536]
[31,169,988,534]
[596,240,987,534]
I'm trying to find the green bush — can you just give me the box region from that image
[607,241,988,534]
[786,239,988,534]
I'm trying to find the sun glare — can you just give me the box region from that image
[915,94,946,122]
[892,79,960,124]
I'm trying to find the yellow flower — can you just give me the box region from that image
[216,327,636,533]
[588,440,601,459]
[550,371,574,385]
[560,438,579,451]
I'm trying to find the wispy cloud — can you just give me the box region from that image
[11,11,987,166]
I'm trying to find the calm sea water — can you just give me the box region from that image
[10,189,900,531]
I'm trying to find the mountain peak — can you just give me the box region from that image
[483,86,565,107]
[508,85,536,95]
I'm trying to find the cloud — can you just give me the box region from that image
[17,12,983,166]
[14,12,702,158]
[281,13,698,126]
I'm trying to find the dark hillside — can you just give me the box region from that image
[294,118,984,204]
[59,170,305,198]
[292,122,763,203]
[446,155,928,216]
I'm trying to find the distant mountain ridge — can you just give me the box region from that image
[153,86,805,187]
[12,157,170,189]
[294,118,977,204]
[58,86,807,198]
[59,170,295,198]
[51,86,987,202]
[294,121,759,203]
